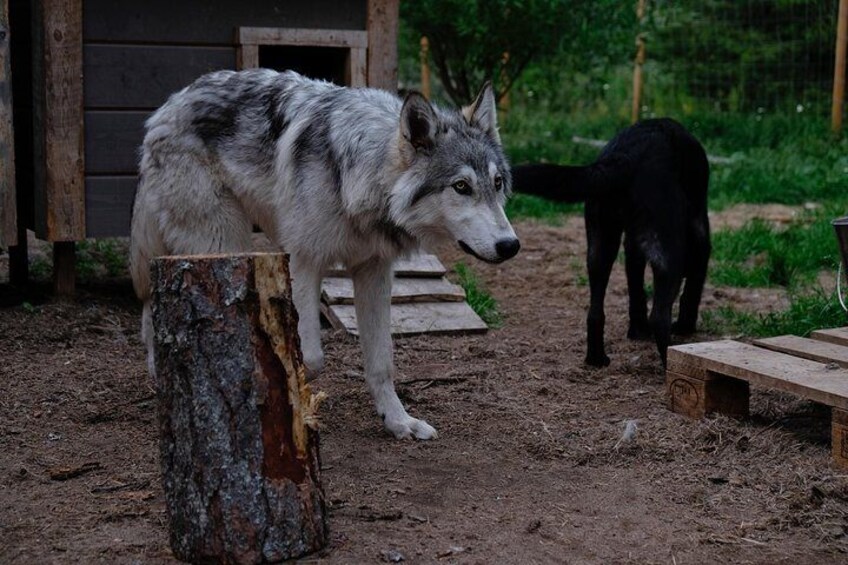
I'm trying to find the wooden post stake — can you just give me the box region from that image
[631,0,647,124]
[499,51,510,115]
[0,0,17,249]
[420,36,431,100]
[152,252,328,563]
[52,241,75,297]
[833,0,848,134]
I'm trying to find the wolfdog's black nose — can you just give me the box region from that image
[495,238,521,260]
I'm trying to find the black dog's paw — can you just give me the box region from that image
[671,321,696,336]
[627,324,653,341]
[585,352,611,368]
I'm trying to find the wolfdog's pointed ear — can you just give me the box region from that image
[400,92,437,153]
[462,81,500,144]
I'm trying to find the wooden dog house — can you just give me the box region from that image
[2,0,399,294]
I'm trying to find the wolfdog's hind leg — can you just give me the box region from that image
[352,258,437,440]
[290,254,325,379]
[141,301,156,380]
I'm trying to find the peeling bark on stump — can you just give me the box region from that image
[151,252,327,564]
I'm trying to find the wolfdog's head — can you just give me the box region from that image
[390,84,520,264]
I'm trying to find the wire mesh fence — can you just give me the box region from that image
[643,0,840,117]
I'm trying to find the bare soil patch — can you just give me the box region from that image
[2,219,846,564]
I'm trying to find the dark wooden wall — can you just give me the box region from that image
[82,0,368,238]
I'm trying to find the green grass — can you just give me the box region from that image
[701,289,847,338]
[505,193,581,224]
[710,206,843,290]
[452,262,502,327]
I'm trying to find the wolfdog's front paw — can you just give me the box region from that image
[384,415,438,440]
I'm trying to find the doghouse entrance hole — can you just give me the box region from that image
[259,45,349,85]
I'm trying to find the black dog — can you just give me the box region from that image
[512,118,711,367]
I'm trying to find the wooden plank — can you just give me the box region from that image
[237,27,368,49]
[322,276,465,305]
[326,254,447,278]
[236,44,259,70]
[85,176,135,238]
[755,335,848,368]
[83,45,235,109]
[84,111,148,174]
[32,0,85,241]
[366,0,399,90]
[668,340,848,411]
[811,327,848,348]
[323,302,487,336]
[0,0,16,247]
[348,46,367,88]
[83,0,366,44]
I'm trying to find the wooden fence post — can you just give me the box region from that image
[420,36,431,99]
[833,0,848,134]
[631,0,647,124]
[152,252,328,563]
[0,0,16,250]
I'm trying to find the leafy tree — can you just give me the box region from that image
[402,0,635,106]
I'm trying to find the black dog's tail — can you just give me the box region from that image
[510,163,591,203]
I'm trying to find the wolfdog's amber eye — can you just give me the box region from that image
[494,175,503,190]
[452,180,472,195]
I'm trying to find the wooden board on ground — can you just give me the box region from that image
[810,327,848,347]
[322,276,465,305]
[322,302,487,336]
[326,253,447,278]
[668,340,848,411]
[754,335,848,368]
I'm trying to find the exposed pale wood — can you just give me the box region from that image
[755,335,848,368]
[0,0,16,248]
[322,276,465,305]
[666,370,749,420]
[833,0,848,133]
[52,240,75,297]
[236,44,259,70]
[84,111,148,174]
[326,254,447,278]
[83,45,235,109]
[366,0,399,90]
[238,27,368,49]
[668,340,848,411]
[323,302,487,336]
[833,408,848,469]
[811,327,848,347]
[151,252,327,562]
[32,0,85,241]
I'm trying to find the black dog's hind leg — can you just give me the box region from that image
[673,218,711,336]
[650,267,683,367]
[624,233,651,340]
[585,218,623,367]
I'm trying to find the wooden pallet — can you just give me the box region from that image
[666,327,848,468]
[321,253,488,336]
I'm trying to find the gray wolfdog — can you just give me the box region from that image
[130,69,520,440]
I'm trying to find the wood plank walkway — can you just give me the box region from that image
[321,253,487,336]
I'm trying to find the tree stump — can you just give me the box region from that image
[151,252,328,564]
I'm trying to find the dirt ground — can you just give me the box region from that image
[2,217,847,564]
